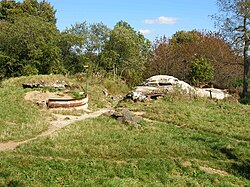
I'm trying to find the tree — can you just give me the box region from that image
[63,21,110,73]
[147,30,242,87]
[213,0,250,97]
[58,30,85,74]
[0,16,63,77]
[170,30,201,45]
[99,21,151,86]
[0,0,56,23]
[189,56,214,85]
[87,22,110,54]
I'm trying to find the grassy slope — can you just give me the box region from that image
[0,75,250,186]
[0,74,129,142]
[0,83,49,142]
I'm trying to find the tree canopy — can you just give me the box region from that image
[214,0,250,97]
[99,21,151,86]
[0,0,56,23]
[147,30,242,87]
[0,16,63,77]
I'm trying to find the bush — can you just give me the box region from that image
[21,64,39,76]
[240,97,250,105]
[189,56,213,85]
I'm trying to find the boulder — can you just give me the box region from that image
[111,108,143,127]
[195,88,229,100]
[128,75,229,101]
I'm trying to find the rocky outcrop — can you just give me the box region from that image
[128,75,229,101]
[109,109,143,128]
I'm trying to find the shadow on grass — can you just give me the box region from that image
[0,171,24,187]
[217,146,250,180]
[219,147,238,160]
[231,160,250,180]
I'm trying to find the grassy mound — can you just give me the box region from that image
[0,74,129,142]
[0,94,249,185]
[0,75,249,186]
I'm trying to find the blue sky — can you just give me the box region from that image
[48,0,218,40]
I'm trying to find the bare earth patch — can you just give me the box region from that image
[182,161,230,176]
[199,166,230,176]
[24,90,73,103]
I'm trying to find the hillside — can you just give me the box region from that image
[0,75,249,186]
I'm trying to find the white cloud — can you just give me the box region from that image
[139,29,152,35]
[144,16,178,24]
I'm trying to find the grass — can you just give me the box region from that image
[0,75,249,186]
[0,87,49,142]
[0,74,129,141]
[119,96,250,141]
[0,115,249,186]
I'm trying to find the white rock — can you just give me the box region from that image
[129,75,229,101]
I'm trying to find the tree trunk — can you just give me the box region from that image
[243,15,249,98]
[243,54,249,98]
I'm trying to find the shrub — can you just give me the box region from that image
[189,56,213,85]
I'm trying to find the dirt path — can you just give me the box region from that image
[0,108,112,151]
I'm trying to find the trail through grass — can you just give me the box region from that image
[0,75,249,186]
[0,87,49,142]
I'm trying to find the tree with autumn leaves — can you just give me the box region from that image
[147,30,242,88]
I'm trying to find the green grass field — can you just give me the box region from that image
[0,75,249,186]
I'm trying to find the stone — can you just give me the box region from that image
[128,75,229,101]
[110,108,143,127]
[36,100,47,108]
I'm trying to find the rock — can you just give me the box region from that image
[23,83,42,89]
[128,75,229,101]
[23,80,69,90]
[36,100,47,108]
[52,83,66,89]
[195,88,229,100]
[111,108,143,127]
[121,109,143,125]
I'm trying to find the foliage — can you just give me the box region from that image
[0,16,64,78]
[147,30,242,88]
[62,21,110,74]
[99,21,151,86]
[189,56,214,85]
[240,96,250,105]
[0,0,56,23]
[170,30,201,44]
[213,0,250,97]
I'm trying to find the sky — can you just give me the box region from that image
[47,0,219,41]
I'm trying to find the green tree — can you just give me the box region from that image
[0,0,56,23]
[63,21,110,73]
[213,0,250,97]
[58,31,85,74]
[100,21,151,86]
[170,30,201,44]
[87,22,110,54]
[189,56,214,85]
[0,16,63,77]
